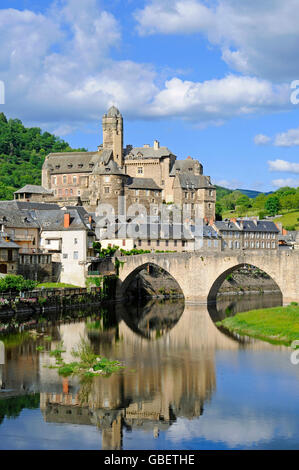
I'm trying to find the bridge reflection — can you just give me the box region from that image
[0,297,285,450]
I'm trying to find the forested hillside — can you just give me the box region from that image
[0,113,86,200]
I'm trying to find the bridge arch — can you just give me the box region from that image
[117,261,185,301]
[207,263,283,303]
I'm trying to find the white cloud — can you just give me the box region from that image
[135,0,299,81]
[213,178,242,190]
[272,178,299,188]
[268,159,299,174]
[274,127,299,147]
[147,75,289,120]
[254,134,271,145]
[0,0,292,132]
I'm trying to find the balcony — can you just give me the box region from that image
[13,235,35,242]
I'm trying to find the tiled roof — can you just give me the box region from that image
[14,185,53,195]
[169,159,203,176]
[43,150,112,174]
[215,219,280,233]
[34,209,90,231]
[178,174,215,190]
[124,146,174,160]
[125,177,162,190]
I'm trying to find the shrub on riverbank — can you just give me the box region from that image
[216,304,299,346]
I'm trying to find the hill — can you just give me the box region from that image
[0,113,86,200]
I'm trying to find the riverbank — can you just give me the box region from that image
[216,304,299,346]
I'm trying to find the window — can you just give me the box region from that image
[165,240,169,247]
[174,240,177,247]
[209,190,213,196]
[104,187,110,194]
[73,176,77,184]
[272,242,276,249]
[256,241,260,248]
[53,177,57,185]
[157,240,160,247]
[182,240,186,247]
[267,242,271,249]
[77,190,81,196]
[74,238,78,245]
[65,189,68,196]
[70,189,73,195]
[146,190,150,196]
[135,190,139,196]
[251,241,254,248]
[208,240,212,247]
[122,240,126,247]
[229,241,233,249]
[63,253,68,259]
[184,192,188,198]
[137,167,143,174]
[63,176,67,184]
[138,240,142,247]
[147,240,151,246]
[73,251,79,260]
[105,176,110,183]
[214,240,218,248]
[261,241,265,248]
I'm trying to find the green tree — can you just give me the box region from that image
[265,196,280,216]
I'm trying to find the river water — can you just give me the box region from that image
[0,292,299,450]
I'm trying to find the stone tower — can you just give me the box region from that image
[102,106,123,168]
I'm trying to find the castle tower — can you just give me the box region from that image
[102,106,123,168]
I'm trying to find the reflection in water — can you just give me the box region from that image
[0,293,296,450]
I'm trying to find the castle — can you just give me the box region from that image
[15,106,216,221]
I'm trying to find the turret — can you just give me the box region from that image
[102,106,123,168]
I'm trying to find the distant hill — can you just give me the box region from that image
[237,188,273,198]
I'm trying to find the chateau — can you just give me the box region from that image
[15,106,216,221]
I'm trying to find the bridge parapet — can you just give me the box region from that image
[116,250,299,303]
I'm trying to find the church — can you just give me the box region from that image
[15,106,216,221]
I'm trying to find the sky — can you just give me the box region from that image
[0,0,299,192]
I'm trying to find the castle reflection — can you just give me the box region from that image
[0,296,284,450]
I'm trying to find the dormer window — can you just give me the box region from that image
[78,164,83,168]
[55,165,60,169]
[68,164,73,169]
[89,163,94,168]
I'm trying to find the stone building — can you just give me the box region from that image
[39,106,216,221]
[212,219,280,251]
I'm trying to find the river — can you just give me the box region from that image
[0,292,299,450]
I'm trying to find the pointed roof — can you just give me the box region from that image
[107,106,121,117]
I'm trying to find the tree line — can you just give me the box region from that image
[216,186,299,228]
[0,112,86,199]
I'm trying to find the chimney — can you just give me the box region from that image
[64,213,70,229]
[230,218,237,223]
[154,140,160,150]
[282,228,288,235]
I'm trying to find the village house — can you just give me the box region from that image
[212,219,280,251]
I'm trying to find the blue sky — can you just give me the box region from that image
[1,0,299,191]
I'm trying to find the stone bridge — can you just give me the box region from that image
[116,250,299,303]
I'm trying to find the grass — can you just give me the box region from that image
[273,210,299,230]
[47,339,124,378]
[222,208,299,230]
[37,282,80,289]
[216,304,299,346]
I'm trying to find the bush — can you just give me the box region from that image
[0,275,38,293]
